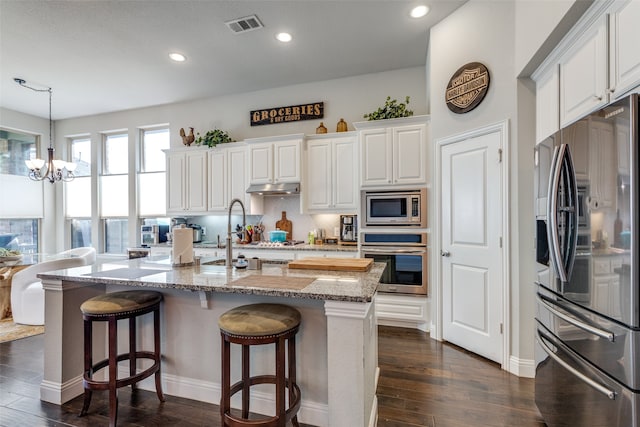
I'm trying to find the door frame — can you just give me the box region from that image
[432,120,511,370]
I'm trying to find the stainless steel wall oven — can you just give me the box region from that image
[361,232,428,295]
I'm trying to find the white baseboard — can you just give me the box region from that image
[40,376,83,405]
[508,355,536,378]
[131,370,329,427]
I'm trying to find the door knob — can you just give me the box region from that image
[441,250,450,257]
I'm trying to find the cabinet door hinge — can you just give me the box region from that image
[500,323,504,334]
[498,148,503,163]
[499,236,503,248]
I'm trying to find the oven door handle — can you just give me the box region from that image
[362,248,426,254]
[536,292,615,342]
[536,328,617,400]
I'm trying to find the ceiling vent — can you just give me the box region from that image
[225,15,263,34]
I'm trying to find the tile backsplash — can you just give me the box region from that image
[186,196,347,243]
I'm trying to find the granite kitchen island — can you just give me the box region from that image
[38,256,384,427]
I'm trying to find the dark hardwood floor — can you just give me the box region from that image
[0,326,545,426]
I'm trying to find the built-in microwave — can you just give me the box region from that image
[362,188,426,227]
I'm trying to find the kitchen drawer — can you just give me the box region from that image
[593,257,611,275]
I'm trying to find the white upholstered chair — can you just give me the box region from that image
[11,247,96,325]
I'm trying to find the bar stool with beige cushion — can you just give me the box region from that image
[79,290,165,427]
[218,303,302,426]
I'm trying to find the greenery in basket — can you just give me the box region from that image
[194,128,236,147]
[363,96,414,120]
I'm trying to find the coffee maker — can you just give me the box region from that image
[339,215,357,245]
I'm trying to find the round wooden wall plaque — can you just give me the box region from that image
[445,62,490,114]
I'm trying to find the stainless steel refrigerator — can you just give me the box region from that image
[534,94,639,426]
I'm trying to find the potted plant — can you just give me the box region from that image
[363,96,414,120]
[194,128,236,147]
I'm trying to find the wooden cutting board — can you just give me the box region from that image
[288,257,373,272]
[275,211,292,240]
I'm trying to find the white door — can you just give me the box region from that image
[441,130,503,364]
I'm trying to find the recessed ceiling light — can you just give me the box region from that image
[275,32,292,43]
[410,5,429,18]
[169,52,186,62]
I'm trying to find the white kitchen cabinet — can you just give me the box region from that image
[149,246,171,257]
[207,144,256,213]
[355,116,428,188]
[295,249,358,259]
[233,248,296,261]
[306,134,358,212]
[592,255,623,320]
[248,135,302,185]
[534,64,560,143]
[375,293,429,332]
[207,149,227,211]
[559,15,608,127]
[609,0,640,100]
[165,148,207,215]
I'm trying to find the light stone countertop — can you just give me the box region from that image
[38,256,383,303]
[148,242,358,252]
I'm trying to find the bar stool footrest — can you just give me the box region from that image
[83,351,160,390]
[226,375,301,427]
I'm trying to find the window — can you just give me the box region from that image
[104,219,128,254]
[0,219,38,253]
[66,137,92,248]
[101,133,128,253]
[70,219,92,248]
[0,129,38,176]
[138,128,168,217]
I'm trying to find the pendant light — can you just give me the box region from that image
[15,78,76,183]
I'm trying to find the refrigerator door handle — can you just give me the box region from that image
[536,328,617,400]
[546,144,578,283]
[536,292,615,341]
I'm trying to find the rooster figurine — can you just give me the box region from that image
[179,127,195,146]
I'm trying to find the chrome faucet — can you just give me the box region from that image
[226,198,246,268]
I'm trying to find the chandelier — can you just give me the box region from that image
[15,78,76,183]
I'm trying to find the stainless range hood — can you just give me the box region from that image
[246,182,300,195]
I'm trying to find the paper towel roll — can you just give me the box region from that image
[172,225,194,266]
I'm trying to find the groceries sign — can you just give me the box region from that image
[445,62,490,114]
[250,102,324,126]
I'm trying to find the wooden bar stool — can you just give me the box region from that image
[219,303,302,427]
[79,290,165,427]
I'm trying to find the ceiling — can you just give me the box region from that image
[0,0,466,120]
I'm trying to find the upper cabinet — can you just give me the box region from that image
[165,148,208,215]
[533,65,559,143]
[535,1,640,133]
[609,0,640,100]
[208,143,257,213]
[559,15,608,127]
[305,133,358,212]
[354,116,429,188]
[247,134,302,185]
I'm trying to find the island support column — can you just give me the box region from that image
[324,296,378,427]
[40,278,105,404]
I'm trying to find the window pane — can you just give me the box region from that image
[0,129,37,176]
[104,134,128,174]
[71,137,91,176]
[101,175,128,216]
[142,128,169,172]
[139,172,166,216]
[105,219,127,254]
[0,219,38,253]
[65,176,91,217]
[71,219,92,248]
